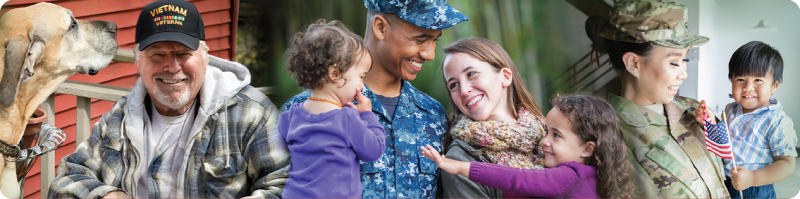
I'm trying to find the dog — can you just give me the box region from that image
[0,2,117,197]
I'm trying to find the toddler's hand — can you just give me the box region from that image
[345,87,371,113]
[729,166,754,191]
[420,145,471,177]
[695,100,716,124]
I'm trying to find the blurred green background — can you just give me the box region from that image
[236,0,600,114]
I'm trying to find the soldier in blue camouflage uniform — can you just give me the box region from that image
[586,0,729,198]
[280,0,467,198]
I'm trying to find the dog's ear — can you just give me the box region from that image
[22,36,45,81]
[0,35,29,108]
[0,35,45,108]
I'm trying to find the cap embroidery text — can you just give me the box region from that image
[149,4,188,17]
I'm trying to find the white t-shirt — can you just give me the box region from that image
[137,100,198,198]
[642,103,665,116]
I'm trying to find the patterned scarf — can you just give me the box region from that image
[450,109,546,169]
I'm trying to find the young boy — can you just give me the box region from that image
[724,41,797,198]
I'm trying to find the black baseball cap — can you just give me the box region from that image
[135,0,205,51]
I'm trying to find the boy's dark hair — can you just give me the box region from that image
[286,19,369,90]
[728,41,783,84]
[550,94,635,198]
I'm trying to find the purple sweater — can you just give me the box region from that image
[468,161,599,198]
[279,103,386,198]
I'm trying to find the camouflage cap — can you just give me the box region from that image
[600,0,709,49]
[364,0,468,30]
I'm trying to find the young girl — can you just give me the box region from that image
[421,94,635,198]
[279,19,385,198]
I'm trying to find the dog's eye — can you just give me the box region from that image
[70,19,78,30]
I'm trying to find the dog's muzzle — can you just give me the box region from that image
[90,20,118,36]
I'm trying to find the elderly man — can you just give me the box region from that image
[48,0,289,198]
[280,0,468,198]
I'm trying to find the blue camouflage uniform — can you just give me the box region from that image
[364,0,468,30]
[280,81,449,198]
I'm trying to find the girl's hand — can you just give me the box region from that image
[420,145,471,177]
[345,87,371,113]
[695,100,716,124]
[729,166,754,190]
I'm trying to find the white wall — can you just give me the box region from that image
[683,0,800,146]
[680,0,701,99]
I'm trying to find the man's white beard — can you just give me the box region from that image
[154,85,192,110]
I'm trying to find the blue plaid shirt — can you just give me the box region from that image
[723,98,797,176]
[49,86,290,198]
[281,81,448,198]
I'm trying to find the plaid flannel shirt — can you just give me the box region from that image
[723,99,797,176]
[48,86,290,198]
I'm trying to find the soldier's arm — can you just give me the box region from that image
[627,149,663,198]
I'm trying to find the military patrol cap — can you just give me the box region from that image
[364,0,468,30]
[599,0,708,49]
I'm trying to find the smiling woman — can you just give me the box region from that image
[438,38,546,198]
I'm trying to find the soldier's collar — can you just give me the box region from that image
[609,94,668,127]
[362,80,436,119]
[671,96,691,111]
[400,80,437,112]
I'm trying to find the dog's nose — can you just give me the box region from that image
[90,20,118,35]
[88,69,99,76]
[106,22,118,35]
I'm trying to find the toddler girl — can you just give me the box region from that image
[279,19,385,198]
[421,94,635,198]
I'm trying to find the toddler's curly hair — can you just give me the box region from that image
[286,19,369,90]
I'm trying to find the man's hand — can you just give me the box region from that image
[695,100,716,124]
[420,145,471,177]
[729,166,754,190]
[102,191,130,199]
[345,87,371,113]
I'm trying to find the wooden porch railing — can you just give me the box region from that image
[557,0,618,96]
[37,50,274,198]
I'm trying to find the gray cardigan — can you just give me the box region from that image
[441,139,503,198]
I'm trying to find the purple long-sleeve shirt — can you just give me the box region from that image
[468,161,599,198]
[279,103,386,198]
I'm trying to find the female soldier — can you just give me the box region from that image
[585,0,729,198]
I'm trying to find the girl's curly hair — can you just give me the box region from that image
[286,19,369,89]
[550,94,636,198]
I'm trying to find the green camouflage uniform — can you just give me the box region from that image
[610,94,729,198]
[598,0,709,49]
[596,2,724,196]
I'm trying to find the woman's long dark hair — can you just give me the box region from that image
[585,15,654,79]
[551,94,635,198]
[439,38,544,153]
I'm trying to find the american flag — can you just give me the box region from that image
[704,119,733,159]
